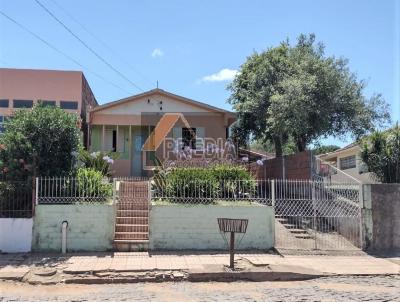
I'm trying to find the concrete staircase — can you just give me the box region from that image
[113,181,150,251]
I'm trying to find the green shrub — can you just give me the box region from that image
[160,165,256,202]
[76,168,112,200]
[165,168,219,202]
[211,164,256,198]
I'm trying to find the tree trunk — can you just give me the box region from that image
[296,137,307,152]
[274,136,283,157]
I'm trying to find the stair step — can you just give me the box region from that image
[116,217,148,224]
[289,229,308,234]
[115,233,149,240]
[115,225,148,233]
[117,210,149,217]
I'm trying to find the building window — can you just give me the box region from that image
[0,99,9,108]
[40,100,56,107]
[60,101,78,110]
[182,127,196,149]
[13,100,33,108]
[340,155,356,170]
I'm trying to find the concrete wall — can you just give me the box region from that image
[0,218,33,253]
[149,204,274,250]
[362,184,400,251]
[32,204,115,252]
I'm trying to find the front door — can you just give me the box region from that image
[132,132,145,177]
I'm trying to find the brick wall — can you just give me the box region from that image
[149,204,274,250]
[32,204,115,252]
[255,151,313,180]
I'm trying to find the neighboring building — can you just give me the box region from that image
[89,89,236,177]
[318,143,378,183]
[0,68,97,145]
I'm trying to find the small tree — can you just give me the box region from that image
[361,124,400,183]
[0,103,81,180]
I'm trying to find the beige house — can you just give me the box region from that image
[89,89,236,177]
[318,143,378,183]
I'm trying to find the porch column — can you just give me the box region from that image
[102,125,105,151]
[116,125,119,152]
[129,125,132,175]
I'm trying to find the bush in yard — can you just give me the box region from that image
[211,164,256,198]
[165,168,219,202]
[0,103,81,180]
[361,124,400,183]
[78,149,117,177]
[161,165,256,202]
[76,168,112,200]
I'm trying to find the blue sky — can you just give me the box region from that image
[1,0,399,147]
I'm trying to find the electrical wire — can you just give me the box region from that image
[34,0,144,92]
[0,10,131,95]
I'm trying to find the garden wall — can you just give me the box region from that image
[32,204,115,252]
[149,204,274,250]
[0,218,33,253]
[362,184,400,251]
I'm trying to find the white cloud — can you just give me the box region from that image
[201,68,238,82]
[151,48,164,58]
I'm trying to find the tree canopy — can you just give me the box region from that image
[0,103,81,180]
[228,34,390,157]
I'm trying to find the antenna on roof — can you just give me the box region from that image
[156,80,159,89]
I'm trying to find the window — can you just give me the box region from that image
[340,155,356,170]
[0,99,9,108]
[40,100,56,107]
[182,127,196,149]
[60,101,78,110]
[13,100,33,108]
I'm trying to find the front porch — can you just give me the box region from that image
[90,125,155,177]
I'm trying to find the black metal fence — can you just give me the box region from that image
[0,181,33,218]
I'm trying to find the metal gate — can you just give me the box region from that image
[273,179,362,251]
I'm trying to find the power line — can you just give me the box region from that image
[0,10,131,94]
[48,0,154,88]
[34,0,144,92]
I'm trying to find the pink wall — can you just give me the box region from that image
[0,68,87,116]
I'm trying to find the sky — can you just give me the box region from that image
[0,0,399,147]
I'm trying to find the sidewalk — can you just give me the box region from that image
[0,251,399,284]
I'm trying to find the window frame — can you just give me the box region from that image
[182,127,197,150]
[60,100,79,110]
[0,99,9,108]
[339,155,357,170]
[13,99,33,109]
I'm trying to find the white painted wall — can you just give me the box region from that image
[149,204,274,250]
[0,218,33,252]
[100,94,210,114]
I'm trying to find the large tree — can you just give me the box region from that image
[0,103,81,180]
[228,34,390,157]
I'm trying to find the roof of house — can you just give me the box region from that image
[91,88,235,115]
[318,142,360,159]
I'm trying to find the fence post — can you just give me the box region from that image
[358,184,364,249]
[112,178,116,205]
[271,179,275,207]
[311,180,317,250]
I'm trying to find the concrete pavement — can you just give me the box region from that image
[0,251,399,284]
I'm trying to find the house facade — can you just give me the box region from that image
[89,89,236,177]
[0,68,97,144]
[318,143,378,183]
